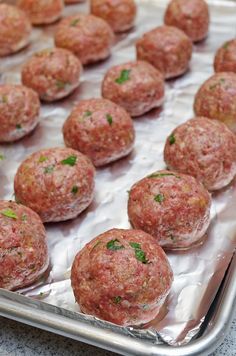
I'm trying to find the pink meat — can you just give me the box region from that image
[214,39,236,73]
[136,25,192,79]
[0,200,49,291]
[194,72,236,133]
[54,13,114,65]
[164,0,209,42]
[21,48,82,102]
[0,4,31,57]
[71,228,173,326]
[17,0,64,25]
[102,60,165,117]
[63,98,135,167]
[0,85,40,143]
[14,147,95,222]
[128,171,211,249]
[164,117,236,191]
[90,0,137,33]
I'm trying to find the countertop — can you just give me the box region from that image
[0,314,235,356]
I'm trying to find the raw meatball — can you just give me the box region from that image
[71,228,173,326]
[0,200,49,291]
[17,0,64,25]
[101,61,165,117]
[194,72,236,133]
[164,0,209,42]
[0,4,31,57]
[90,0,137,33]
[164,117,236,191]
[63,98,135,167]
[54,13,114,65]
[214,39,236,73]
[0,85,40,143]
[14,147,95,222]
[136,25,192,79]
[21,48,82,102]
[128,171,211,249]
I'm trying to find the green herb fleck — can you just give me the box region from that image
[106,114,113,125]
[170,234,175,241]
[1,208,18,219]
[21,214,27,221]
[220,78,225,83]
[56,80,66,89]
[169,134,175,145]
[129,242,141,249]
[92,241,101,250]
[44,165,55,174]
[135,249,149,264]
[16,124,22,130]
[154,193,165,203]
[71,185,78,194]
[84,110,92,117]
[148,172,179,179]
[70,18,80,27]
[113,296,122,304]
[223,42,229,49]
[115,69,131,84]
[38,155,48,163]
[17,251,23,257]
[61,155,77,166]
[0,154,5,161]
[2,95,8,103]
[106,239,125,251]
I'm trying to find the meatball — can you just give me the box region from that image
[0,4,31,57]
[0,201,49,291]
[21,48,82,102]
[164,0,209,43]
[14,147,95,222]
[128,171,211,249]
[0,85,40,143]
[136,25,192,79]
[101,61,165,117]
[194,72,236,133]
[17,0,64,25]
[54,14,114,65]
[63,99,135,167]
[90,0,137,33]
[214,39,236,73]
[164,117,236,191]
[71,228,173,326]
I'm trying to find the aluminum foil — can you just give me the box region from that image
[1,0,236,347]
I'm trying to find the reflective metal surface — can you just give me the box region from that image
[0,0,236,353]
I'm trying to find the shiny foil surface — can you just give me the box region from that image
[1,0,236,347]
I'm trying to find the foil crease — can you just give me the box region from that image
[1,0,236,347]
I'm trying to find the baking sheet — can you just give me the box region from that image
[1,0,236,347]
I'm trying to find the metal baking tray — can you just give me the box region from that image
[1,0,236,355]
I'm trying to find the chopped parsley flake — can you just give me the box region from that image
[84,110,92,117]
[92,241,101,250]
[169,134,175,145]
[106,114,113,125]
[38,156,48,163]
[61,155,77,166]
[16,124,22,130]
[56,80,66,89]
[44,165,55,174]
[71,185,78,194]
[115,69,131,84]
[113,296,122,304]
[129,241,149,264]
[1,208,18,219]
[21,214,27,221]
[70,18,80,27]
[210,78,225,90]
[223,42,229,49]
[0,154,5,161]
[154,193,165,203]
[148,172,179,179]
[106,239,124,251]
[129,242,141,249]
[2,95,8,103]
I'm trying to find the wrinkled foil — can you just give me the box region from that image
[1,0,236,347]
